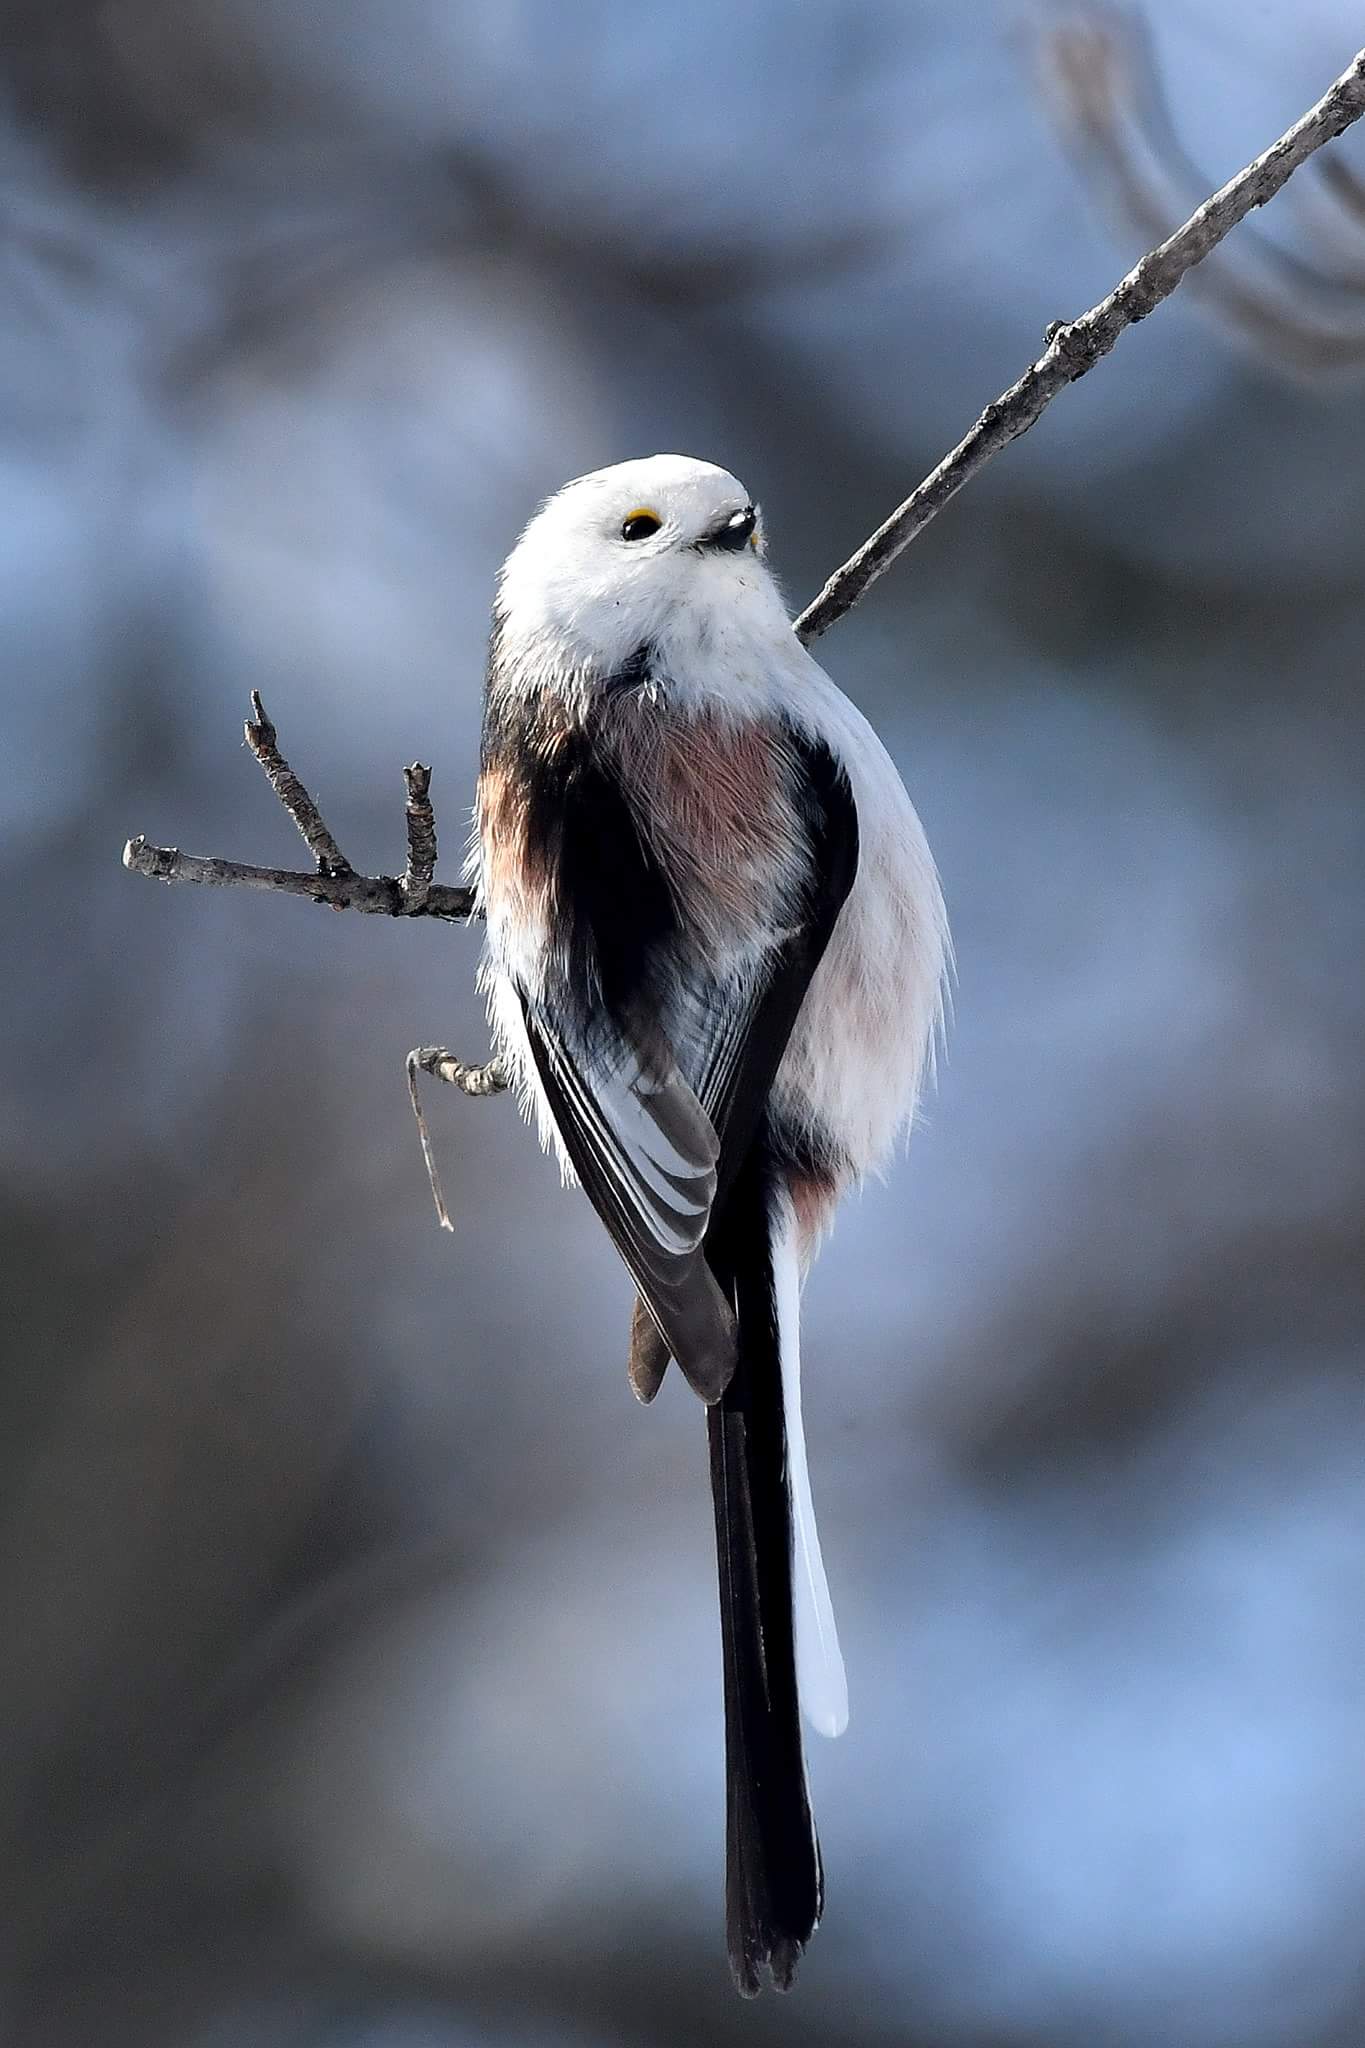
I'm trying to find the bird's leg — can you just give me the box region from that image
[405,1046,509,1230]
[409,1047,509,1096]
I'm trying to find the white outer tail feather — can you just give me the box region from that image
[772,1193,849,1740]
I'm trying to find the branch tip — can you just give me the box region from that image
[246,688,274,744]
[242,691,354,877]
[794,40,1365,641]
[400,762,439,911]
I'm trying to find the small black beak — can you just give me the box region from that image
[700,505,757,553]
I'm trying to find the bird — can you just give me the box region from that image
[470,454,948,1996]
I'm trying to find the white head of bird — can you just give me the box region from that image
[493,454,793,685]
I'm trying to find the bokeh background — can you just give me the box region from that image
[4,4,1365,2044]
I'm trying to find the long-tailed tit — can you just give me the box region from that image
[472,455,948,1995]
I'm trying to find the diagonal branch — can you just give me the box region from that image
[793,43,1365,643]
[1032,4,1365,377]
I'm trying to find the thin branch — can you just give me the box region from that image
[406,1047,510,1230]
[794,44,1365,643]
[1032,4,1365,377]
[124,692,475,919]
[121,835,475,921]
[400,763,438,912]
[244,690,353,876]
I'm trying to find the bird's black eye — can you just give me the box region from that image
[621,508,662,542]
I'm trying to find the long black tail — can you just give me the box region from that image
[705,1143,822,1996]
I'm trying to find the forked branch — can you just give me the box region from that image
[123,695,475,923]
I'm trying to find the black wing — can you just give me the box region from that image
[517,718,858,1403]
[522,1001,738,1401]
[704,727,859,1207]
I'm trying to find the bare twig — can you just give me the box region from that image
[124,697,475,921]
[794,44,1365,643]
[121,835,475,921]
[400,764,438,913]
[1032,4,1365,378]
[244,691,353,876]
[406,1047,510,1230]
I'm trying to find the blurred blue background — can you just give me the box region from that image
[3,4,1365,2043]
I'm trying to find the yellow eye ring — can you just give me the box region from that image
[621,508,662,542]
